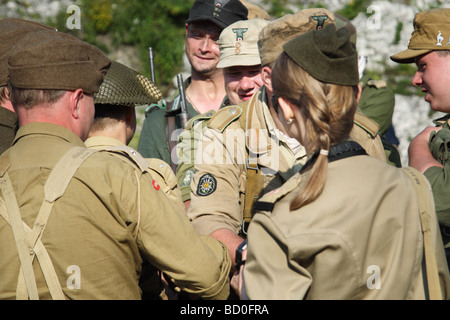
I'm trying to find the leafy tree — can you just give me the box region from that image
[51,0,194,95]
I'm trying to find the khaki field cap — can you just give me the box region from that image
[8,29,111,94]
[240,0,271,20]
[95,61,162,106]
[258,8,335,66]
[283,24,359,86]
[391,8,450,63]
[186,0,248,29]
[0,18,55,86]
[217,18,269,68]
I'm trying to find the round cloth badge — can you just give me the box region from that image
[152,179,160,191]
[196,173,217,197]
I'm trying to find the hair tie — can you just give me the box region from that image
[319,149,329,156]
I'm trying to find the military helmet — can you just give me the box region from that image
[94,61,162,106]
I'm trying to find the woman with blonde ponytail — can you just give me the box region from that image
[238,24,450,300]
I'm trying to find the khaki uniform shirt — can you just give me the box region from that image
[187,89,307,236]
[244,153,450,299]
[84,136,184,212]
[0,123,230,300]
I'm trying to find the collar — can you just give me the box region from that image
[84,136,124,149]
[13,122,85,147]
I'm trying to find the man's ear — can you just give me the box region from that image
[356,84,362,103]
[261,66,272,91]
[70,89,84,119]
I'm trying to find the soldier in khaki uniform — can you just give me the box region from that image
[0,28,230,300]
[176,18,269,207]
[85,61,185,299]
[137,0,248,165]
[185,8,387,269]
[240,24,450,299]
[0,19,55,154]
[86,60,183,212]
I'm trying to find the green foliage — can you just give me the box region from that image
[49,0,193,94]
[263,0,294,18]
[336,0,371,20]
[393,21,403,45]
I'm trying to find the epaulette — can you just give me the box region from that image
[185,110,216,130]
[354,112,380,138]
[432,114,450,128]
[366,79,387,89]
[207,105,242,133]
[103,146,149,173]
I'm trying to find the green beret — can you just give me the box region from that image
[283,24,359,86]
[94,61,162,106]
[0,18,55,86]
[8,29,111,94]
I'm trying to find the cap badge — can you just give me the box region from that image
[312,15,328,30]
[233,27,248,41]
[437,31,444,46]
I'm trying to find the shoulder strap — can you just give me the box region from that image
[207,105,242,132]
[241,95,263,234]
[354,111,380,138]
[1,172,39,300]
[401,166,443,300]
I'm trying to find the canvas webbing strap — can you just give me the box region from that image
[1,146,97,300]
[241,94,264,235]
[401,166,443,300]
[0,172,39,300]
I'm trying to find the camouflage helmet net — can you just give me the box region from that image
[94,61,162,106]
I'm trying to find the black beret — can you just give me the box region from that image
[187,0,248,29]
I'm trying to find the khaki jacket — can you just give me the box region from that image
[187,87,387,237]
[0,123,230,300]
[84,136,184,213]
[244,153,450,299]
[187,89,307,236]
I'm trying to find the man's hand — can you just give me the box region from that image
[409,126,443,173]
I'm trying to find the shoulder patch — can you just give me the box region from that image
[207,106,242,132]
[181,169,195,187]
[196,173,217,196]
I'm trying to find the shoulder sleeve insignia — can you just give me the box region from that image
[181,169,195,187]
[196,173,217,197]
